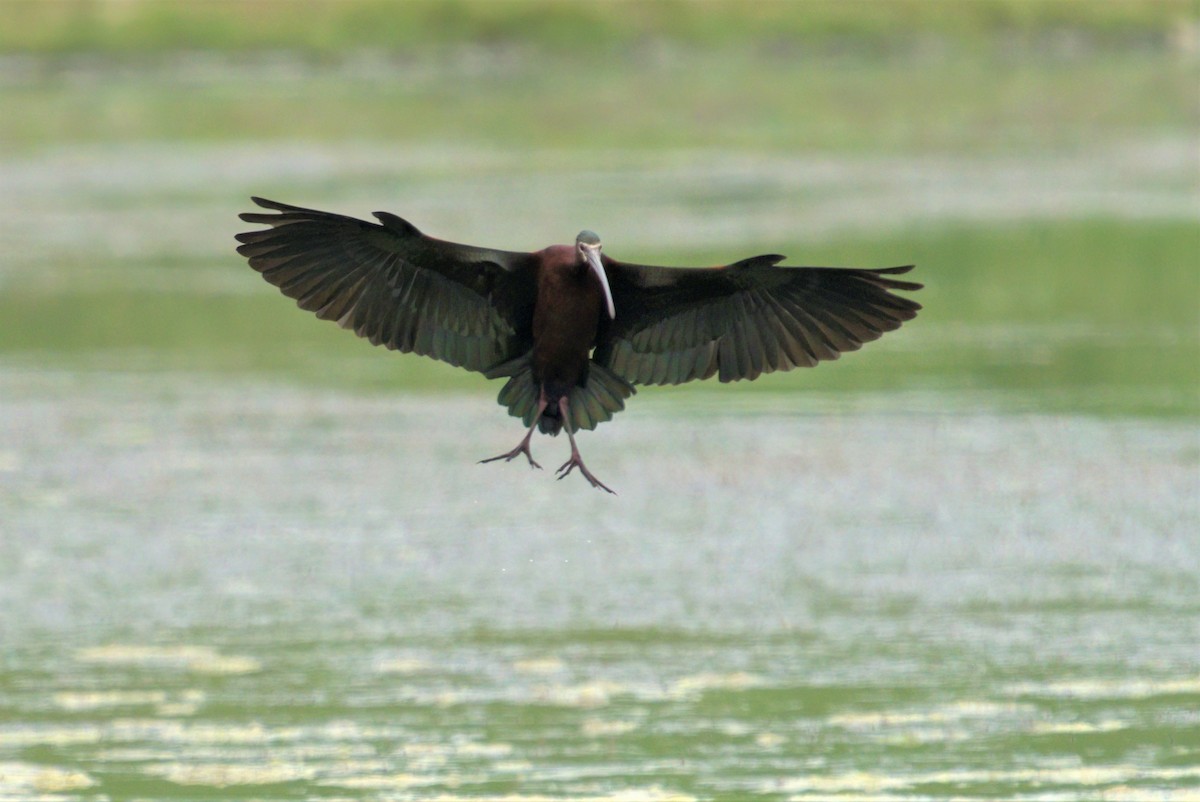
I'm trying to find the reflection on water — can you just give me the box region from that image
[1,368,1197,800]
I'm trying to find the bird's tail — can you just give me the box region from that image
[486,355,635,435]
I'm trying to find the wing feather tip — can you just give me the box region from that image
[249,196,293,211]
[238,212,280,225]
[373,211,421,237]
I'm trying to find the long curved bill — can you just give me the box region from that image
[584,247,616,319]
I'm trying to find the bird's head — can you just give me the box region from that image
[576,230,615,319]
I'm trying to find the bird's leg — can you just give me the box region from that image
[479,395,547,470]
[554,396,615,494]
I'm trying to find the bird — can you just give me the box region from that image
[236,197,921,494]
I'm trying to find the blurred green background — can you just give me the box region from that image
[2,5,1199,801]
[1,0,1196,415]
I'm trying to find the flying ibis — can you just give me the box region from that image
[236,197,921,494]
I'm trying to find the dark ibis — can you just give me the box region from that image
[236,197,922,493]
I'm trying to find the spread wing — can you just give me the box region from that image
[594,255,921,385]
[236,197,538,374]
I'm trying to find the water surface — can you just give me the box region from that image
[3,369,1197,801]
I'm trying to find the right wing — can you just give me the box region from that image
[236,197,539,374]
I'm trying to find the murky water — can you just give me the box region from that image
[1,136,1197,282]
[2,368,1197,801]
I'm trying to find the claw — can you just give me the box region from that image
[556,455,615,494]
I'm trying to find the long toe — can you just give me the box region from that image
[556,458,615,494]
[480,448,541,470]
[581,467,616,494]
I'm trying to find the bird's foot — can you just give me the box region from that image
[479,442,541,470]
[556,456,616,495]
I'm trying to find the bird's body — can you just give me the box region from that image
[531,244,604,410]
[237,197,922,493]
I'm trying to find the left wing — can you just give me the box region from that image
[594,255,922,385]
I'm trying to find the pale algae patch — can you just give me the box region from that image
[410,792,696,802]
[666,671,763,699]
[530,671,764,709]
[755,732,786,749]
[320,771,430,790]
[580,718,640,737]
[0,728,102,750]
[53,689,166,711]
[781,766,1200,800]
[1029,719,1129,735]
[52,687,205,714]
[532,679,635,709]
[75,644,261,675]
[827,700,1027,729]
[0,762,95,796]
[823,699,1148,746]
[512,656,567,675]
[143,761,315,786]
[1009,677,1200,699]
[374,656,434,675]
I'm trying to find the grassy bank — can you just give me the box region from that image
[2,0,1195,56]
[2,46,1194,156]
